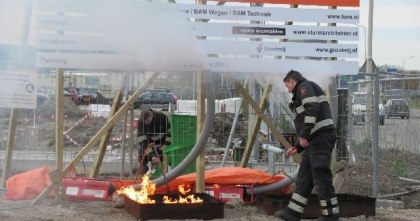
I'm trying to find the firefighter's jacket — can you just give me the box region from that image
[137,111,171,157]
[289,80,335,150]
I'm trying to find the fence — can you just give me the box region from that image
[336,74,420,206]
[4,71,420,207]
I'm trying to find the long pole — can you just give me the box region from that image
[403,56,414,75]
[367,0,378,198]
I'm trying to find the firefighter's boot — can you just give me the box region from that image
[314,197,339,221]
[273,193,308,221]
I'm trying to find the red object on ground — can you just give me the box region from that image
[62,177,115,201]
[205,185,245,202]
[5,166,53,200]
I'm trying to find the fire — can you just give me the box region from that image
[178,184,191,194]
[163,184,203,204]
[117,175,156,204]
[117,176,203,204]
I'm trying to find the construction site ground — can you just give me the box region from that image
[1,190,420,221]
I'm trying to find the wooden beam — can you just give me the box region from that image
[32,72,161,205]
[195,72,206,193]
[1,109,17,187]
[240,83,271,167]
[54,69,65,199]
[194,0,208,194]
[229,76,301,163]
[90,74,126,178]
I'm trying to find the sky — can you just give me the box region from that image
[1,0,419,71]
[359,0,420,71]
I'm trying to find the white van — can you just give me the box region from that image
[352,92,385,125]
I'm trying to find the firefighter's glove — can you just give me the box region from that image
[294,141,305,153]
[286,147,298,156]
[151,156,159,165]
[288,102,296,113]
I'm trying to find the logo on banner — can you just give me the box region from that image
[232,26,286,36]
[257,44,263,53]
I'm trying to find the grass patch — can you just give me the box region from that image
[408,99,420,109]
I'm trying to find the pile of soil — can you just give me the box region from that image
[333,142,420,209]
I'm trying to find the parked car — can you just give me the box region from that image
[76,88,108,105]
[133,89,177,110]
[352,92,385,125]
[385,99,410,119]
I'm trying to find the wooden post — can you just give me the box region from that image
[1,109,17,187]
[240,83,272,167]
[54,68,65,200]
[194,0,207,193]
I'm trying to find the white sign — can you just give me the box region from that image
[37,34,112,50]
[35,1,208,71]
[35,52,206,71]
[37,15,358,41]
[192,23,358,41]
[35,0,359,75]
[37,1,359,24]
[175,4,359,24]
[36,15,94,32]
[207,57,358,75]
[0,71,37,109]
[197,40,358,58]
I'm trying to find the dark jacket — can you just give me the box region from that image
[289,80,335,144]
[137,111,171,153]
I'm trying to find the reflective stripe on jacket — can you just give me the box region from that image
[291,80,335,140]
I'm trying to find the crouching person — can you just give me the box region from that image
[137,109,171,175]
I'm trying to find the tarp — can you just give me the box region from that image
[152,167,292,194]
[5,166,53,200]
[5,166,291,200]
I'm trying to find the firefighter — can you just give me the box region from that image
[137,109,171,175]
[275,70,339,221]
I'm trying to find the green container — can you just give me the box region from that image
[149,165,163,179]
[164,145,196,175]
[169,114,197,147]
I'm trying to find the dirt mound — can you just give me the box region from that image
[333,144,420,209]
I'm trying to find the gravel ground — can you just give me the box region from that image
[1,190,420,221]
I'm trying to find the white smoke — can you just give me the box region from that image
[88,1,208,71]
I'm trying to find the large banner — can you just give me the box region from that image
[206,0,359,7]
[35,0,360,75]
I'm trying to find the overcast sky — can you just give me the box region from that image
[358,0,420,71]
[1,0,419,71]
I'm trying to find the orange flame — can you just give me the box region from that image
[117,175,156,204]
[178,184,191,195]
[117,175,203,204]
